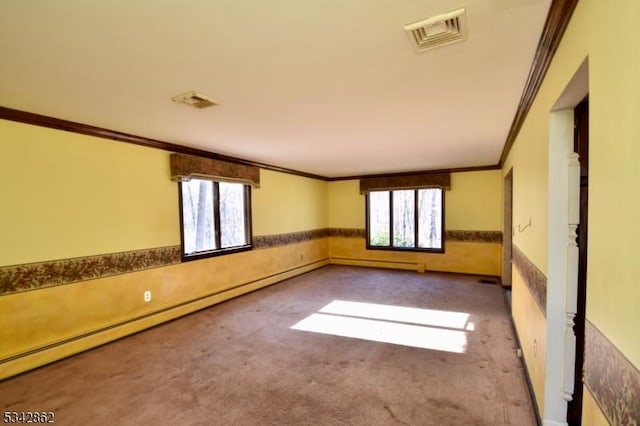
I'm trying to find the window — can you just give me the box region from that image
[366,188,444,252]
[179,178,252,260]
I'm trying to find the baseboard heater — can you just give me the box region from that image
[330,256,422,271]
[0,258,330,380]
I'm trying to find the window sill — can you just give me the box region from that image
[365,245,445,254]
[181,244,252,262]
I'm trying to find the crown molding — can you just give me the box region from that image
[499,0,580,165]
[329,164,501,182]
[0,106,327,181]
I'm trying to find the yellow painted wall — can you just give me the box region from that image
[327,170,503,231]
[327,171,503,276]
[501,116,549,275]
[503,0,640,422]
[581,387,609,426]
[327,180,364,229]
[447,170,502,231]
[253,169,328,235]
[511,267,546,415]
[0,240,329,379]
[0,119,331,378]
[330,238,501,276]
[0,119,179,265]
[580,0,640,368]
[0,120,330,267]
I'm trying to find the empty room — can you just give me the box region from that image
[1,1,638,425]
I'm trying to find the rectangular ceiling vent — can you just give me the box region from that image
[172,91,217,109]
[405,8,467,53]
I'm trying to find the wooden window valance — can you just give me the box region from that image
[170,153,260,187]
[359,172,450,193]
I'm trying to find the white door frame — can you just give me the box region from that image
[543,59,588,426]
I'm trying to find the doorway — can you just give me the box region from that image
[502,169,513,288]
[567,97,588,425]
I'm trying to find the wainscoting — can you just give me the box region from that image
[1,227,502,380]
[329,229,502,277]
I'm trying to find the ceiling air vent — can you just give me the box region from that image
[172,91,217,109]
[405,8,467,53]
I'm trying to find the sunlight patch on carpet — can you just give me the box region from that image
[291,300,471,353]
[319,300,470,329]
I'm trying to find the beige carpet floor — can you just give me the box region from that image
[0,265,536,425]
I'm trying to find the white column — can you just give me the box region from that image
[544,109,574,426]
[562,153,580,400]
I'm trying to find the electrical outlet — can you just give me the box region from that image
[533,339,537,357]
[299,253,304,260]
[144,290,152,302]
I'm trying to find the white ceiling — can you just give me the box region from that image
[0,0,550,178]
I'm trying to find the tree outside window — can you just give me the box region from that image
[367,188,443,252]
[180,178,251,260]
